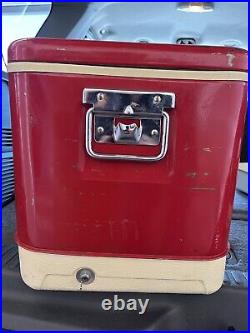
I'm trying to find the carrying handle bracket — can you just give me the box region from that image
[83,89,175,161]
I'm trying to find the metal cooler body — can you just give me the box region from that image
[8,39,248,294]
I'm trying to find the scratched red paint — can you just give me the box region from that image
[8,39,247,260]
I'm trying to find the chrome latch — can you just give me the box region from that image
[83,89,175,161]
[113,121,143,144]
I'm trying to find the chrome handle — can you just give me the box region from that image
[83,89,175,162]
[85,108,170,162]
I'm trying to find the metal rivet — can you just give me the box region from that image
[76,268,95,285]
[151,129,159,136]
[100,28,107,35]
[97,92,105,102]
[153,95,162,104]
[97,126,104,134]
[123,105,134,115]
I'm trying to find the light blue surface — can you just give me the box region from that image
[2,74,11,129]
[68,2,247,50]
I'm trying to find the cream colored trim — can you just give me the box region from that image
[19,246,226,294]
[8,62,248,81]
[238,162,248,173]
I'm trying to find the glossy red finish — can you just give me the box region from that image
[8,39,247,260]
[9,38,248,71]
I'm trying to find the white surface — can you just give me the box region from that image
[19,246,226,294]
[2,2,51,71]
[68,2,248,50]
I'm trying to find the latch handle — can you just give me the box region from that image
[113,121,143,144]
[83,89,175,162]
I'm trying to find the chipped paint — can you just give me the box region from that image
[226,53,236,67]
[213,233,221,250]
[211,52,223,56]
[186,172,197,178]
[64,138,78,143]
[191,187,215,191]
[203,147,212,152]
[203,172,209,176]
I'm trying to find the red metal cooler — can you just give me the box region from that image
[8,38,247,294]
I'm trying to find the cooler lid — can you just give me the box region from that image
[8,38,248,72]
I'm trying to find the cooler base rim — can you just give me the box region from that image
[19,246,226,294]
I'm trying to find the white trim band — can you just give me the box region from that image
[8,62,248,81]
[19,246,226,294]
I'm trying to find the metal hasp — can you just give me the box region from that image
[83,89,175,161]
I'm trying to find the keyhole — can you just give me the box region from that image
[76,268,95,285]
